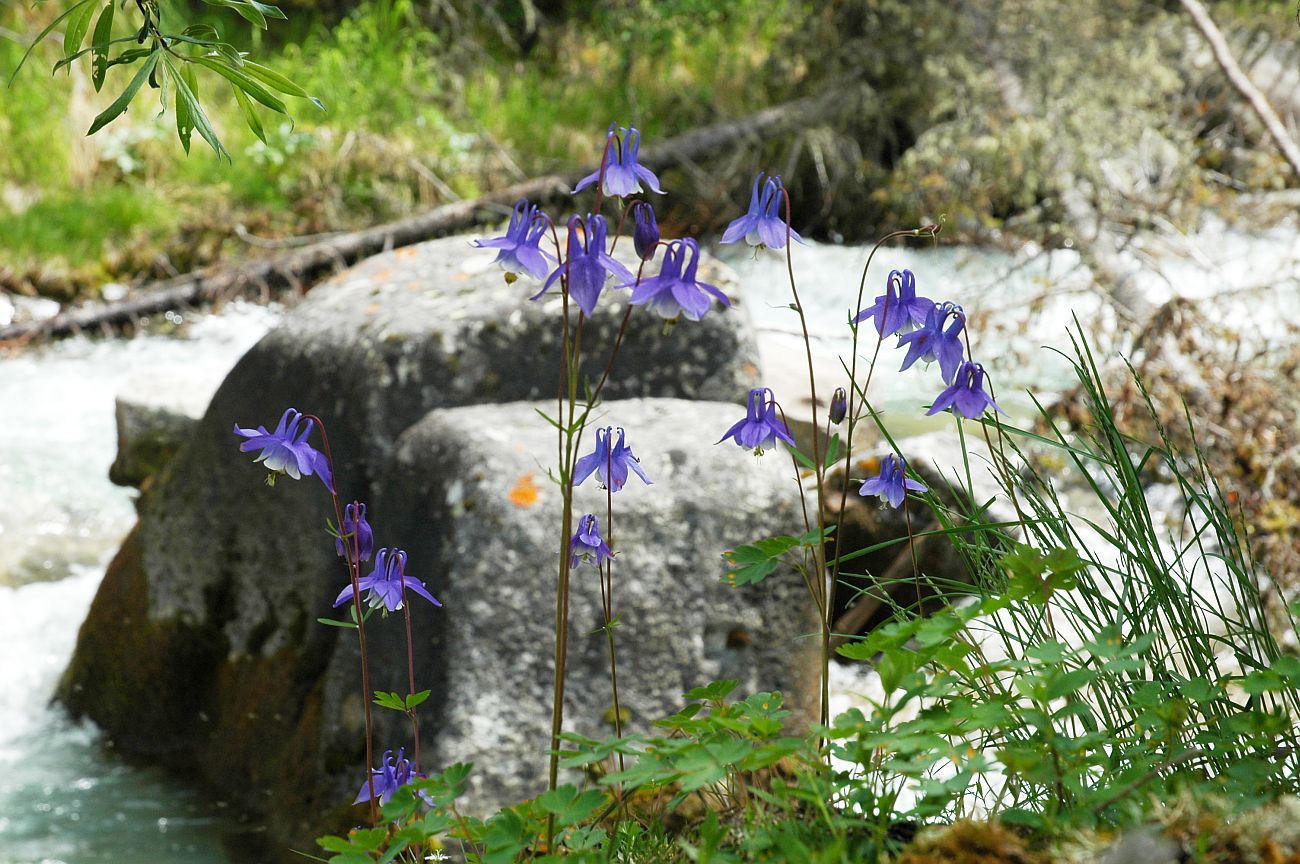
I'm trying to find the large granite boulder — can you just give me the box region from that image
[58,234,782,854]
[322,398,818,812]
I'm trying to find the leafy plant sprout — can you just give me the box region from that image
[224,121,1300,863]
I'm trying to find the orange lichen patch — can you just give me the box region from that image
[370,268,392,281]
[508,473,540,508]
[394,246,418,258]
[856,456,881,473]
[364,303,382,315]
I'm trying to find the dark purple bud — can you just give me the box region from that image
[632,201,660,262]
[829,387,848,425]
[336,502,374,563]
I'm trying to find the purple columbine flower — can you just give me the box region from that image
[898,301,966,383]
[233,408,333,491]
[853,269,935,338]
[926,361,1004,419]
[335,502,374,564]
[573,426,652,492]
[353,748,428,806]
[535,214,634,317]
[717,387,796,454]
[569,514,614,569]
[471,199,554,280]
[626,238,731,321]
[632,200,660,262]
[720,173,803,250]
[333,547,441,613]
[859,454,928,509]
[574,124,663,198]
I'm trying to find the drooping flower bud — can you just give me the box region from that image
[829,387,848,425]
[632,201,659,262]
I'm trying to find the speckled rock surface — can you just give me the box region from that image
[339,397,820,813]
[58,234,767,853]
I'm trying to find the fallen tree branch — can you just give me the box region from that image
[1180,0,1300,177]
[0,85,855,345]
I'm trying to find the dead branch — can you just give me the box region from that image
[1181,0,1300,177]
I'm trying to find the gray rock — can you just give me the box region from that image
[58,234,771,851]
[335,397,820,813]
[1096,828,1180,864]
[109,370,222,488]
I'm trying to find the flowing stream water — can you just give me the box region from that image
[1,221,1296,862]
[0,303,279,864]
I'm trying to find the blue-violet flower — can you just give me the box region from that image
[574,124,663,198]
[898,301,966,383]
[233,408,332,490]
[569,514,614,569]
[353,748,428,806]
[717,387,796,454]
[720,173,803,250]
[626,238,731,321]
[333,547,441,612]
[536,214,634,317]
[472,199,553,280]
[859,454,928,509]
[853,269,935,337]
[926,361,1004,419]
[335,502,374,563]
[573,426,652,492]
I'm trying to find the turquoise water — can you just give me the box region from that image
[0,303,278,864]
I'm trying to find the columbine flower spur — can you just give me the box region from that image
[854,268,935,338]
[720,172,802,250]
[927,361,1004,419]
[353,748,427,806]
[472,199,554,280]
[898,301,966,383]
[536,214,634,317]
[717,387,797,454]
[859,453,928,509]
[626,238,731,321]
[574,124,663,198]
[333,547,441,612]
[573,426,652,491]
[234,408,333,490]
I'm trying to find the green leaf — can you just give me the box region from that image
[316,616,357,629]
[405,689,432,709]
[164,56,229,159]
[192,56,288,114]
[823,433,842,469]
[64,1,97,65]
[1044,667,1097,701]
[536,785,606,827]
[243,59,326,111]
[87,49,161,136]
[231,79,267,143]
[373,691,408,711]
[10,0,96,84]
[174,62,199,153]
[684,680,738,701]
[201,0,268,29]
[90,2,115,91]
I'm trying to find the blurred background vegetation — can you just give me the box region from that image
[1,0,1296,301]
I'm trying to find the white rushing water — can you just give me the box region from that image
[0,303,279,864]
